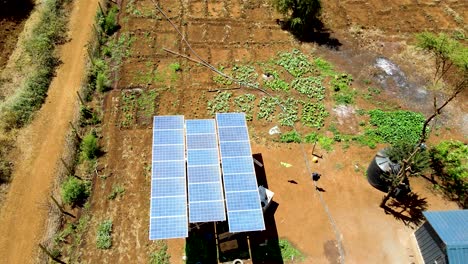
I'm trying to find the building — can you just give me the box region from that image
[414,210,468,264]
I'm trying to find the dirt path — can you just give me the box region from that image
[0,0,98,262]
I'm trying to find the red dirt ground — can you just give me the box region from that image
[0,0,98,262]
[53,0,466,263]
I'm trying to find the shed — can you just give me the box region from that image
[414,210,468,264]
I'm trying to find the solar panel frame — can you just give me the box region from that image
[216,113,265,233]
[150,115,188,240]
[186,119,226,223]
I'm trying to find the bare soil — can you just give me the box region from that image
[66,0,468,264]
[0,0,98,262]
[0,0,459,263]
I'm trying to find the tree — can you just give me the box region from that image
[273,0,322,32]
[380,33,467,208]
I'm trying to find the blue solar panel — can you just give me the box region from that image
[186,119,226,223]
[227,210,265,233]
[152,161,185,179]
[220,141,252,157]
[187,134,218,149]
[187,149,219,166]
[216,113,265,233]
[216,112,247,127]
[150,116,188,240]
[218,127,249,141]
[189,202,226,223]
[150,216,187,240]
[187,165,221,183]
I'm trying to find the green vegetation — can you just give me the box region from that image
[300,101,328,128]
[263,71,290,91]
[149,241,171,264]
[280,131,302,143]
[291,77,325,99]
[232,65,259,88]
[207,92,232,116]
[278,98,299,126]
[276,49,313,77]
[96,220,113,249]
[364,109,426,145]
[385,142,430,175]
[279,239,304,262]
[80,132,99,161]
[108,185,125,200]
[272,0,322,34]
[430,140,467,207]
[257,96,280,121]
[234,94,256,121]
[1,0,68,130]
[97,5,119,35]
[314,57,335,76]
[331,74,355,105]
[60,176,91,205]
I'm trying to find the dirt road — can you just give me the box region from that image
[0,0,98,262]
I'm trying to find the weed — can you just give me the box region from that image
[318,136,334,151]
[108,185,125,200]
[314,57,335,76]
[279,239,304,262]
[96,220,113,249]
[169,62,181,72]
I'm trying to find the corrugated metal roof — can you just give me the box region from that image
[423,210,468,264]
[424,210,468,246]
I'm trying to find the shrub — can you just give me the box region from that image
[95,71,110,93]
[98,5,119,35]
[385,141,430,175]
[96,220,113,249]
[149,242,170,264]
[280,131,301,143]
[80,132,99,161]
[430,140,467,207]
[61,176,91,205]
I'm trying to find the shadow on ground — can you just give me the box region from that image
[278,17,341,50]
[382,192,428,227]
[185,153,283,263]
[0,0,34,21]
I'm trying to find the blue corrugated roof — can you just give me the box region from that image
[424,210,468,246]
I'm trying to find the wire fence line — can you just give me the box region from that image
[151,2,345,263]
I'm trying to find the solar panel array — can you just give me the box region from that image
[186,119,226,223]
[150,116,188,240]
[216,113,266,233]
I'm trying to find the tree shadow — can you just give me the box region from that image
[382,192,428,228]
[0,0,34,21]
[277,17,342,50]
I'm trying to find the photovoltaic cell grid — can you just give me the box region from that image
[186,119,226,223]
[216,113,265,233]
[150,116,188,240]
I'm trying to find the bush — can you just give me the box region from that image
[95,71,110,93]
[430,140,467,207]
[80,132,99,161]
[385,141,430,175]
[98,5,119,35]
[280,131,302,143]
[149,242,170,264]
[60,176,91,205]
[96,220,113,249]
